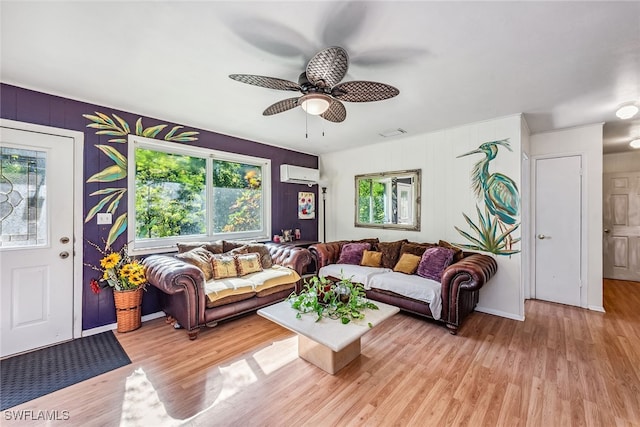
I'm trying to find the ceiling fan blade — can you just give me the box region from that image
[321,100,347,123]
[306,47,349,88]
[229,74,301,91]
[263,97,300,116]
[331,81,399,102]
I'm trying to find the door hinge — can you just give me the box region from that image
[579,280,583,288]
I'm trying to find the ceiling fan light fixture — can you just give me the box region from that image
[300,94,331,115]
[615,102,639,119]
[630,138,640,149]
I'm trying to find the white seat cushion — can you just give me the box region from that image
[368,272,442,320]
[318,264,391,288]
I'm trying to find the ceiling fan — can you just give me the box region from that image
[229,46,399,123]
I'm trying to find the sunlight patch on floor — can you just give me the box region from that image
[120,368,178,427]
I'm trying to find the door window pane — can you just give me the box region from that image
[0,147,47,248]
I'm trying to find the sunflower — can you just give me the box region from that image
[100,252,121,269]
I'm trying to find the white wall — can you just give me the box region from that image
[530,123,604,311]
[604,151,640,173]
[320,114,525,321]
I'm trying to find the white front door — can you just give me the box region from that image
[0,127,74,357]
[603,171,640,281]
[534,155,582,306]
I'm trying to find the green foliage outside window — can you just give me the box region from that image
[213,160,262,233]
[135,149,206,239]
[134,152,263,239]
[358,179,387,223]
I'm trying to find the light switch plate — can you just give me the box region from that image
[97,213,112,225]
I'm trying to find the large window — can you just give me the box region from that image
[128,136,271,253]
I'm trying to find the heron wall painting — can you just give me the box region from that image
[454,138,521,256]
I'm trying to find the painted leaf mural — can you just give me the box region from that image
[83,112,199,248]
[455,138,520,256]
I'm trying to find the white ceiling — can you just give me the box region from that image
[1,1,639,155]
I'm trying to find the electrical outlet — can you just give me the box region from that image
[97,213,112,225]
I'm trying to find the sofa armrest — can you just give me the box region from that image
[142,254,207,329]
[264,243,312,275]
[308,241,348,269]
[440,253,498,326]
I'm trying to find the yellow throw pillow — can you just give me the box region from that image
[393,253,421,274]
[235,253,263,276]
[360,250,383,267]
[211,255,238,279]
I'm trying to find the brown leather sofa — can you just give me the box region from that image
[308,240,497,335]
[143,242,312,340]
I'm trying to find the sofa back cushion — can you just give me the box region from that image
[393,253,422,274]
[175,246,215,280]
[177,240,223,254]
[360,250,383,267]
[337,242,371,265]
[374,240,408,269]
[416,246,455,281]
[438,240,464,263]
[399,241,437,258]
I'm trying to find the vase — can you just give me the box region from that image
[113,288,143,333]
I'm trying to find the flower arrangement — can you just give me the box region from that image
[86,241,147,293]
[286,275,378,325]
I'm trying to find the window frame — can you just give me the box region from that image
[127,135,271,254]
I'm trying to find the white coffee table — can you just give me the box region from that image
[258,300,399,374]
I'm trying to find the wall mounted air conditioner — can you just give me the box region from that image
[280,164,320,185]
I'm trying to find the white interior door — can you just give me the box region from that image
[534,155,582,306]
[603,171,640,281]
[1,127,74,357]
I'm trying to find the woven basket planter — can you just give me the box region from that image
[113,288,143,333]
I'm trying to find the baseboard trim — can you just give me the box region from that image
[588,305,606,313]
[82,311,165,337]
[475,306,525,322]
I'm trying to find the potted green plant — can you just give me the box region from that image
[287,275,378,325]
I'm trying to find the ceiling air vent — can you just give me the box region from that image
[378,128,407,138]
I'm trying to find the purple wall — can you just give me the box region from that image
[0,83,318,330]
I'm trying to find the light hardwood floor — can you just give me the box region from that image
[4,279,640,426]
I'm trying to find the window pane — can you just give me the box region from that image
[135,148,206,239]
[358,179,386,224]
[212,160,262,233]
[0,147,47,248]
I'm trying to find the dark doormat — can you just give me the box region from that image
[1,331,131,410]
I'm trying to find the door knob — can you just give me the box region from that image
[59,251,69,259]
[604,229,610,233]
[60,236,70,244]
[537,234,547,239]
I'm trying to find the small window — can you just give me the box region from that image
[128,136,271,253]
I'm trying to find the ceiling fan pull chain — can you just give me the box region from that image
[305,110,308,139]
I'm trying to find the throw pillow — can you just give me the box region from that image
[243,243,273,269]
[235,252,263,276]
[375,240,407,269]
[393,253,422,274]
[399,241,437,258]
[360,250,383,267]
[175,247,215,281]
[211,254,239,279]
[337,242,371,265]
[438,240,464,262]
[417,246,455,281]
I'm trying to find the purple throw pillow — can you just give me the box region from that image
[337,242,371,265]
[416,246,455,281]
